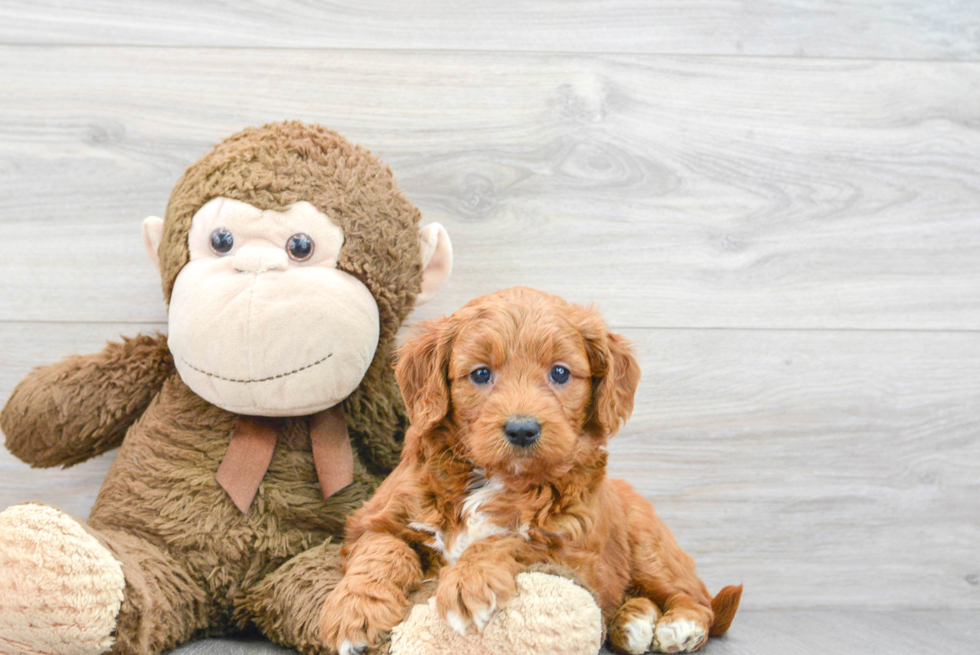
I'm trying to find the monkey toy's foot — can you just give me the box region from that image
[0,504,125,655]
[388,568,603,655]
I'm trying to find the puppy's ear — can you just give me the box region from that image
[597,331,641,435]
[395,317,454,436]
[577,309,641,437]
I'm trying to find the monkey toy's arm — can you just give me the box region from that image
[1,333,173,468]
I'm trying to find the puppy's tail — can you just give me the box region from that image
[709,585,743,637]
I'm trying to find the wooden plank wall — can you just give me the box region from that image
[0,2,977,611]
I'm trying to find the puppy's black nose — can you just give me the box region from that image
[504,416,541,447]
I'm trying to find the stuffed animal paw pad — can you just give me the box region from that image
[0,504,125,655]
[390,571,602,655]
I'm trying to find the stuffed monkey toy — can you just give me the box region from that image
[0,122,603,655]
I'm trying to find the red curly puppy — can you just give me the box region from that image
[321,287,741,654]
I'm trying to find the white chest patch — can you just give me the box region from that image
[410,471,526,565]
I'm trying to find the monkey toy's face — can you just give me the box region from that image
[144,196,450,417]
[169,196,378,416]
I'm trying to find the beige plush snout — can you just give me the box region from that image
[233,246,289,273]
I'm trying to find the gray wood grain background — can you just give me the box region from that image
[1,0,978,626]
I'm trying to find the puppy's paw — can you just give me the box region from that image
[435,563,517,636]
[653,616,707,653]
[320,577,407,654]
[608,597,662,654]
[337,639,367,655]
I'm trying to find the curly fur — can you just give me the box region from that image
[320,287,741,655]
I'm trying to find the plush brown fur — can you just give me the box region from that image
[320,288,741,654]
[3,333,174,468]
[0,122,426,654]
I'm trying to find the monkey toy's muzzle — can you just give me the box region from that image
[168,257,380,417]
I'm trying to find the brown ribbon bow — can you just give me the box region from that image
[215,405,354,514]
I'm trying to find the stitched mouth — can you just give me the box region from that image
[179,353,332,384]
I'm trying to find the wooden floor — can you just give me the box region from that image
[0,2,978,653]
[168,610,980,655]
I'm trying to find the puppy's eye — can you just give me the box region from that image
[550,365,570,385]
[210,227,234,255]
[286,233,314,261]
[470,367,492,385]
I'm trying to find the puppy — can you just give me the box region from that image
[320,287,741,654]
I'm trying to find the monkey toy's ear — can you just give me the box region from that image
[142,216,165,272]
[416,223,452,305]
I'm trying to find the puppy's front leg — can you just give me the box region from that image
[435,534,528,635]
[320,532,423,655]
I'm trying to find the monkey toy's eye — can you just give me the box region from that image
[470,367,492,385]
[209,227,234,255]
[550,365,570,385]
[286,233,314,261]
